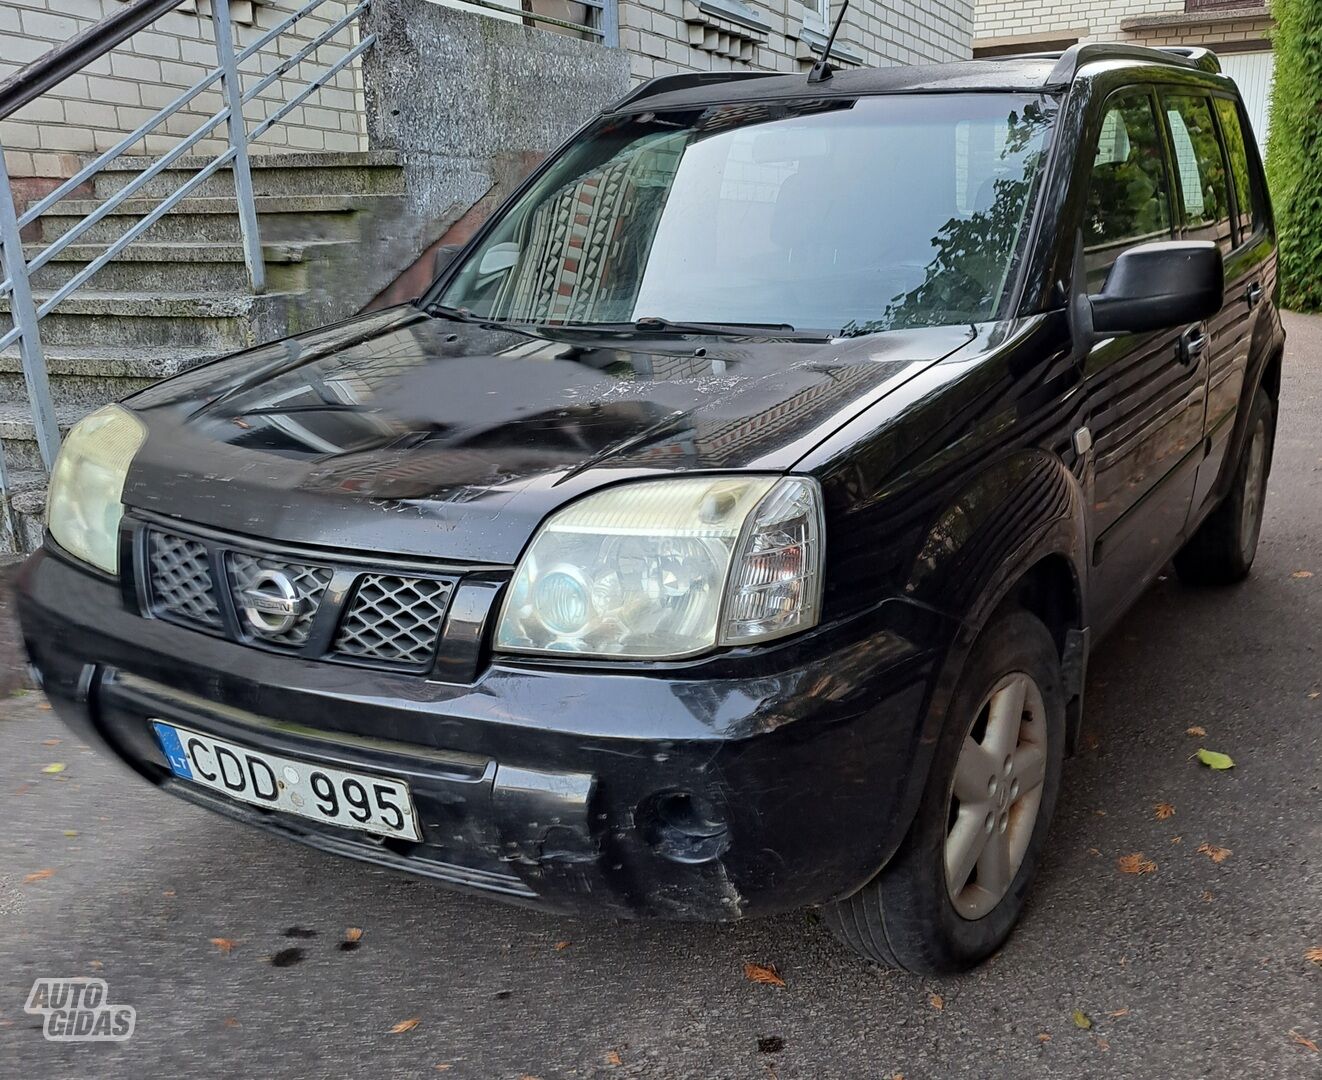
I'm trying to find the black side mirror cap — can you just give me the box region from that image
[432,243,463,280]
[1088,240,1224,336]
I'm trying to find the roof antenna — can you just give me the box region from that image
[807,0,850,84]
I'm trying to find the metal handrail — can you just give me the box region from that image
[0,0,380,554]
[0,0,186,121]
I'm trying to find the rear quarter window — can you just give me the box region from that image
[1163,94,1234,254]
[1212,96,1259,243]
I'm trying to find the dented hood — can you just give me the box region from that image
[123,306,974,563]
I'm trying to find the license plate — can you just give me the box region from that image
[151,722,420,841]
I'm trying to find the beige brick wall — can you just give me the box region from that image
[619,0,973,82]
[975,0,1272,47]
[1,0,367,178]
[976,0,1183,43]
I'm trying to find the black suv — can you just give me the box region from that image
[18,43,1283,973]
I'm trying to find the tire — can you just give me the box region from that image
[1173,388,1275,586]
[823,609,1066,973]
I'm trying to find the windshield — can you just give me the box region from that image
[438,93,1057,337]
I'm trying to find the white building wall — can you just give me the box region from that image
[0,0,367,179]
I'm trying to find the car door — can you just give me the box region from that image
[1077,86,1210,630]
[1175,93,1271,518]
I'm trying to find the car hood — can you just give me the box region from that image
[123,306,976,563]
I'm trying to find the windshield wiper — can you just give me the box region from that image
[632,316,801,336]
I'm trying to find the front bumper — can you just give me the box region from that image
[17,546,952,920]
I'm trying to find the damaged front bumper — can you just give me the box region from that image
[17,546,951,920]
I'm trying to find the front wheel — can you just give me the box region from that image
[823,610,1066,973]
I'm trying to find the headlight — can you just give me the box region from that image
[46,404,146,574]
[495,475,824,659]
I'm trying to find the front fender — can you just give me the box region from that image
[875,449,1090,871]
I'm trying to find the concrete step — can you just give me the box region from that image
[0,290,291,351]
[4,467,49,553]
[32,194,403,246]
[0,402,92,471]
[88,151,405,200]
[27,240,348,294]
[0,345,219,411]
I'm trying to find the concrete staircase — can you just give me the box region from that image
[0,150,437,550]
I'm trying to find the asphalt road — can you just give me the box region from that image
[2,316,1320,1080]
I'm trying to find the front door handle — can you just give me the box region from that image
[1245,282,1263,307]
[1178,324,1207,364]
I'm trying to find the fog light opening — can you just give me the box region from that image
[644,791,730,864]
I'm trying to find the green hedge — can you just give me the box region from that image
[1266,0,1322,311]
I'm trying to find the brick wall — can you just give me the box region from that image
[618,0,973,83]
[0,0,367,179]
[976,0,1182,43]
[975,0,1271,47]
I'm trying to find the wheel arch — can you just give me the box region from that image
[871,449,1091,873]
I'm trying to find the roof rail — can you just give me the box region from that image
[1155,46,1221,74]
[609,70,781,111]
[1044,42,1221,86]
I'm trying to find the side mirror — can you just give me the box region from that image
[1088,240,1224,336]
[432,243,462,279]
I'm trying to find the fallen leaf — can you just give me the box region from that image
[1170,835,1183,845]
[345,927,364,942]
[41,763,65,774]
[1095,1036,1111,1052]
[1196,748,1235,770]
[42,738,60,746]
[63,830,77,838]
[1308,691,1320,701]
[1037,1033,1052,1043]
[1290,1031,1319,1053]
[1154,803,1175,820]
[1107,1008,1130,1019]
[210,938,236,955]
[390,1017,420,1034]
[743,962,786,988]
[23,868,55,883]
[1202,890,1215,902]
[1291,570,1314,579]
[1306,947,1322,966]
[1186,725,1207,737]
[434,1067,453,1073]
[1073,1009,1092,1030]
[554,940,571,951]
[605,1050,623,1066]
[1197,842,1232,864]
[928,992,944,1011]
[1117,853,1156,875]
[223,1017,240,1028]
[89,960,102,970]
[162,889,176,897]
[38,702,51,711]
[1087,847,1103,857]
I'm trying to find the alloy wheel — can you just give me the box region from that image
[945,672,1048,920]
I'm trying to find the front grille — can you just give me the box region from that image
[334,574,453,666]
[226,552,332,648]
[148,531,222,629]
[141,525,459,673]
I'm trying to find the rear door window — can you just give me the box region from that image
[1164,94,1234,253]
[1083,91,1174,291]
[1212,96,1259,243]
